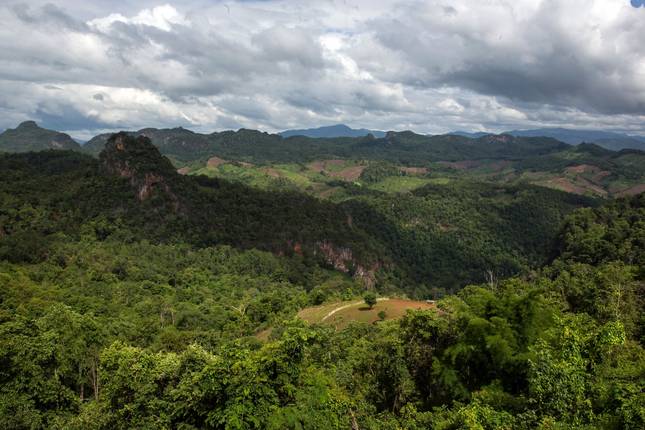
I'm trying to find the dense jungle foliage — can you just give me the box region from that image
[0,135,642,429]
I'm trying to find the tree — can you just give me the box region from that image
[364,292,377,310]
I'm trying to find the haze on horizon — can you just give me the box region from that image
[1,0,644,140]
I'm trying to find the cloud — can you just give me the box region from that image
[0,0,643,138]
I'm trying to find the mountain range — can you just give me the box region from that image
[279,124,386,138]
[3,121,645,154]
[450,127,645,151]
[1,120,643,201]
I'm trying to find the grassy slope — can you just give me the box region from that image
[297,298,434,329]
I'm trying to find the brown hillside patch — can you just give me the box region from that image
[307,160,365,181]
[576,177,608,196]
[401,167,428,175]
[565,164,599,174]
[207,156,227,168]
[307,160,326,172]
[308,159,346,172]
[544,177,589,194]
[176,167,190,175]
[542,177,607,196]
[329,165,366,181]
[591,171,611,183]
[438,160,481,170]
[616,184,645,197]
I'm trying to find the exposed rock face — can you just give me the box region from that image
[99,133,181,211]
[316,240,379,288]
[317,241,354,272]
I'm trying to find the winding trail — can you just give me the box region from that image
[321,297,389,322]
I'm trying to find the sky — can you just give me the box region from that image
[1,0,644,140]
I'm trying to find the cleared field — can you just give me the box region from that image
[297,298,434,329]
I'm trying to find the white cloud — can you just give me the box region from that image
[89,4,189,32]
[0,0,644,138]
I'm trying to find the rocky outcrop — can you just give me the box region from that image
[99,133,182,211]
[316,240,380,288]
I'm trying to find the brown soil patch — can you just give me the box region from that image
[616,184,645,197]
[307,160,326,172]
[438,160,481,170]
[329,165,366,181]
[577,177,608,196]
[545,178,589,194]
[543,177,607,196]
[176,167,190,175]
[307,160,365,181]
[590,171,611,183]
[207,156,227,168]
[565,164,598,174]
[308,159,347,172]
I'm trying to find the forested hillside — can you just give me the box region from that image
[0,133,597,292]
[0,131,642,429]
[0,121,80,153]
[0,134,387,284]
[0,177,642,428]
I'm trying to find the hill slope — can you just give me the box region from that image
[0,133,385,284]
[0,121,80,152]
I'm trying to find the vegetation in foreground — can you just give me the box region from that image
[0,194,642,428]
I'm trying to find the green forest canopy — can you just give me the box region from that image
[0,134,643,429]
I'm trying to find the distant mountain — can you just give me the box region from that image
[446,128,645,151]
[505,128,645,151]
[280,124,386,138]
[448,131,491,139]
[0,121,80,152]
